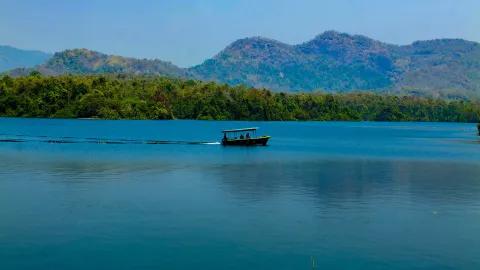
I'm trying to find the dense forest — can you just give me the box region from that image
[1,73,479,122]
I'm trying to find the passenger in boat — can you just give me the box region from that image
[246,133,250,139]
[240,134,244,139]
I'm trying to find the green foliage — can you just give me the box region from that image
[0,74,479,122]
[9,48,186,78]
[191,32,480,98]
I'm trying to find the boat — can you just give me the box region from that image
[221,127,271,146]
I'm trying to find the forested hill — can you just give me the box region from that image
[1,74,479,122]
[190,31,480,98]
[9,49,186,78]
[4,31,480,98]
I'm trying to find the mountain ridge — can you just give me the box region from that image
[190,31,480,98]
[9,48,185,78]
[0,45,51,72]
[190,31,399,92]
[3,31,480,98]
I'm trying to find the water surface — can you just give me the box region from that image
[1,118,479,269]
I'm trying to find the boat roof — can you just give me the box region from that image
[222,127,258,133]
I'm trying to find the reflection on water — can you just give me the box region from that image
[1,119,480,270]
[212,160,480,204]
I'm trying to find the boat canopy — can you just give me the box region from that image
[222,127,258,133]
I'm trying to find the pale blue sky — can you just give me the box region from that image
[1,0,479,67]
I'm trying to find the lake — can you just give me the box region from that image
[1,118,480,270]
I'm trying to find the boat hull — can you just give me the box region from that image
[222,136,270,146]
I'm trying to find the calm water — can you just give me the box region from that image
[1,118,480,270]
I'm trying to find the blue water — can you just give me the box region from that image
[1,118,480,269]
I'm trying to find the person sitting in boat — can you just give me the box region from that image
[246,133,250,139]
[240,134,244,139]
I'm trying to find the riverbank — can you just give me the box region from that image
[1,74,480,122]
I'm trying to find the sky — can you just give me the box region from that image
[1,0,479,67]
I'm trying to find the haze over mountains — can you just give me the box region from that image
[0,45,51,73]
[3,31,480,98]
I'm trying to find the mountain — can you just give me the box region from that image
[9,48,185,77]
[392,39,480,97]
[191,32,397,91]
[190,31,480,98]
[0,45,51,72]
[4,31,480,98]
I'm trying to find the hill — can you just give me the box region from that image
[191,32,397,91]
[392,39,480,98]
[4,31,480,98]
[0,45,51,72]
[190,31,480,98]
[9,48,186,78]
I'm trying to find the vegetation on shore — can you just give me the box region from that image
[1,73,479,122]
[6,31,480,99]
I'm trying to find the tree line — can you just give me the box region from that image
[1,73,479,122]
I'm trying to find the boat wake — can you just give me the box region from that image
[0,134,220,146]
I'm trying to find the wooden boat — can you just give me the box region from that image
[221,127,270,146]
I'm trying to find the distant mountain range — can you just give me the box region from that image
[0,45,51,72]
[190,31,480,98]
[3,31,480,98]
